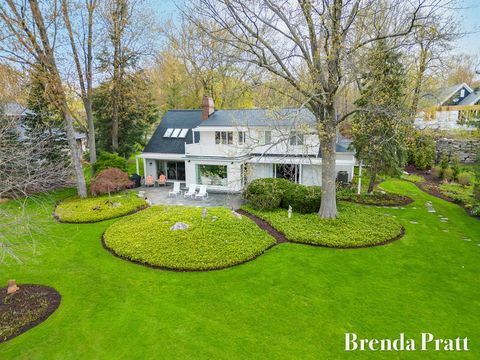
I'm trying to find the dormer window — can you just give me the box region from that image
[238,131,245,145]
[215,131,233,145]
[460,89,465,98]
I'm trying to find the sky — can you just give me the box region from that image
[146,0,480,55]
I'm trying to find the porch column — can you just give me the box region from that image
[143,158,147,185]
[135,156,139,175]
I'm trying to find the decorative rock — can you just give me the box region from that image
[211,216,219,221]
[202,207,207,219]
[170,222,189,231]
[92,205,101,211]
[231,210,242,220]
[7,279,19,294]
[110,202,122,208]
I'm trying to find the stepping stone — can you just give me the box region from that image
[412,207,417,209]
[442,229,449,232]
[428,209,436,213]
[462,238,471,242]
[410,221,418,224]
[441,218,448,221]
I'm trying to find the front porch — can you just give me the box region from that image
[136,184,244,209]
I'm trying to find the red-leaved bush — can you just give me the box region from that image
[90,168,133,196]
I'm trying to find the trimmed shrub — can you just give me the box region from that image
[431,165,442,178]
[442,167,454,182]
[90,168,133,196]
[244,178,293,210]
[281,184,321,213]
[451,155,461,180]
[439,152,449,173]
[474,183,480,201]
[94,152,128,173]
[457,172,473,186]
[408,132,436,170]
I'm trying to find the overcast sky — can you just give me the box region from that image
[146,0,480,55]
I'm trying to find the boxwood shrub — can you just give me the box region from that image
[55,192,147,223]
[281,184,321,213]
[243,178,293,210]
[103,206,276,270]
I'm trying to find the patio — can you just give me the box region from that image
[136,184,244,209]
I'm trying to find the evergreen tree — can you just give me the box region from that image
[352,41,409,193]
[93,71,159,158]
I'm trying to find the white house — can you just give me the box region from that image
[137,97,356,192]
[415,83,480,131]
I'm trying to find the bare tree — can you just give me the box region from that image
[185,0,452,218]
[0,113,73,264]
[62,0,98,172]
[0,0,88,197]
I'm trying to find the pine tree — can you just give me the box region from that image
[352,41,409,193]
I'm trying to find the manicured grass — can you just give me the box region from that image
[0,179,479,359]
[241,202,403,247]
[54,192,147,223]
[104,206,275,270]
[401,173,425,183]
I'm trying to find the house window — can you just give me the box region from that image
[264,130,272,145]
[215,131,233,144]
[289,132,304,145]
[238,131,245,145]
[197,164,228,186]
[460,89,465,98]
[274,164,299,183]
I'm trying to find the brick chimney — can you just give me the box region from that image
[202,96,214,120]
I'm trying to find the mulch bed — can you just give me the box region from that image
[340,195,414,207]
[0,284,61,343]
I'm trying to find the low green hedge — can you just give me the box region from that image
[241,202,403,247]
[55,192,147,223]
[103,206,276,270]
[281,184,321,213]
[243,178,293,210]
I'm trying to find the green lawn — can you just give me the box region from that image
[1,179,479,359]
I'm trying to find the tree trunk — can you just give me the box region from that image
[410,46,427,117]
[85,97,96,172]
[367,171,376,193]
[318,121,338,219]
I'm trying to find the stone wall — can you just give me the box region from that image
[436,138,480,163]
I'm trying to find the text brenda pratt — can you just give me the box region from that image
[345,333,470,352]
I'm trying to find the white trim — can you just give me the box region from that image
[440,83,473,105]
[248,156,355,166]
[138,152,185,160]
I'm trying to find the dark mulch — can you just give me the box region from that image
[0,284,61,343]
[237,209,288,244]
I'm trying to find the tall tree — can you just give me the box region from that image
[0,0,88,197]
[352,41,409,193]
[62,0,98,171]
[186,0,450,218]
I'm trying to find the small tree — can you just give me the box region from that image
[94,151,128,173]
[352,41,408,193]
[90,168,133,197]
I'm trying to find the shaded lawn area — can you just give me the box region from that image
[0,179,479,359]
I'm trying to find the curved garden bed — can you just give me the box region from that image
[103,206,276,271]
[241,202,404,248]
[54,192,148,223]
[1,284,61,343]
[337,191,413,207]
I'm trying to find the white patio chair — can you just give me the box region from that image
[195,185,208,200]
[169,181,182,197]
[184,184,197,199]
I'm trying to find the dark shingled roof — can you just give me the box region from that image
[144,108,353,154]
[143,110,202,154]
[199,108,316,127]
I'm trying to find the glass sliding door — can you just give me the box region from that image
[166,161,186,181]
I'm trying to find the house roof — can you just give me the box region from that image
[430,83,473,105]
[1,102,35,117]
[196,108,316,127]
[143,110,203,154]
[458,90,480,106]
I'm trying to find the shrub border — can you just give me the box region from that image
[238,209,406,249]
[0,284,61,344]
[340,195,414,207]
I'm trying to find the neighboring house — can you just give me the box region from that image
[137,97,356,192]
[415,83,480,131]
[1,101,87,152]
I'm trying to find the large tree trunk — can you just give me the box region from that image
[410,46,427,117]
[85,98,96,169]
[318,120,338,219]
[367,171,377,193]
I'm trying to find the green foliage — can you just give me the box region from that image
[451,155,461,180]
[244,178,293,210]
[241,202,403,247]
[281,184,321,213]
[442,167,454,181]
[474,184,480,201]
[439,183,477,208]
[103,206,275,270]
[337,188,411,206]
[439,152,449,171]
[94,151,128,173]
[93,71,159,157]
[400,173,425,183]
[55,192,147,223]
[457,172,473,186]
[431,165,442,178]
[407,131,436,170]
[352,40,408,185]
